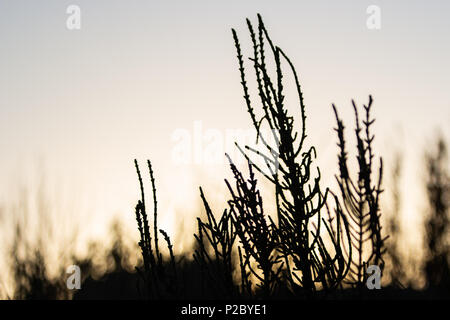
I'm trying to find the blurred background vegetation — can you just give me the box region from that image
[0,133,447,300]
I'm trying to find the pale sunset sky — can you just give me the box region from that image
[0,0,449,266]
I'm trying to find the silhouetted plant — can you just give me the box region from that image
[231,15,351,297]
[332,97,387,288]
[423,137,450,289]
[134,159,179,299]
[225,155,282,298]
[129,14,396,301]
[192,186,238,299]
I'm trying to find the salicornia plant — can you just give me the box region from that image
[132,14,388,300]
[231,15,351,297]
[134,159,179,299]
[332,97,386,288]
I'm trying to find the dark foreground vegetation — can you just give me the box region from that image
[3,15,449,300]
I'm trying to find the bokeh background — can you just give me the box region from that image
[0,0,449,298]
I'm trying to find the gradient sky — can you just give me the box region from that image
[0,0,449,259]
